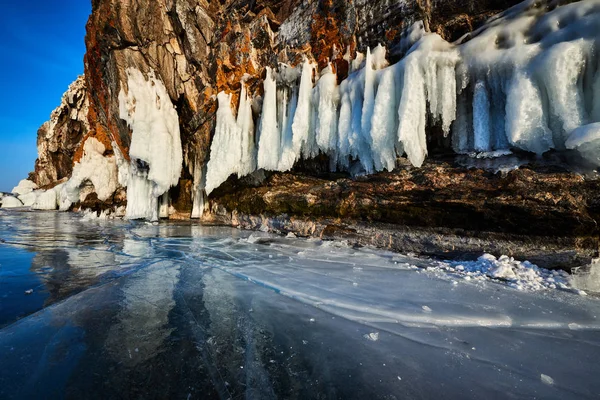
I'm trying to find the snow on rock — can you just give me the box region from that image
[59,137,119,211]
[11,180,38,196]
[440,254,572,292]
[203,0,600,194]
[119,68,183,220]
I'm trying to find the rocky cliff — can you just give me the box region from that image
[15,0,600,268]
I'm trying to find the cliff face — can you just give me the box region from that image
[87,0,518,149]
[31,76,90,188]
[20,0,600,267]
[80,0,522,213]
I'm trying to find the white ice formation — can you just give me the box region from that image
[205,0,600,194]
[11,179,38,196]
[119,68,183,220]
[59,137,119,211]
[0,194,24,208]
[205,87,256,194]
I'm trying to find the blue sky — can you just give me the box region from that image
[0,1,91,192]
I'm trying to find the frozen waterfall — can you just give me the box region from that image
[118,68,183,221]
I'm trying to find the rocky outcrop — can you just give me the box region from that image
[22,0,600,268]
[79,0,525,215]
[31,76,90,188]
[205,156,600,269]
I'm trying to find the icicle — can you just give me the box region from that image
[292,60,317,160]
[119,68,182,221]
[370,65,399,171]
[198,0,600,195]
[205,92,243,195]
[360,48,376,174]
[452,92,471,154]
[473,80,492,152]
[125,163,159,221]
[238,83,257,176]
[538,40,590,147]
[257,67,280,170]
[337,79,352,169]
[278,65,300,171]
[397,56,428,167]
[592,66,600,122]
[314,64,340,154]
[191,162,206,219]
[158,192,169,219]
[505,71,553,155]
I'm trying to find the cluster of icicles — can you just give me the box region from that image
[205,0,600,195]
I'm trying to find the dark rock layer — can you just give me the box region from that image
[206,156,600,269]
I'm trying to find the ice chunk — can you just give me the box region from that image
[540,374,555,386]
[0,195,24,208]
[11,180,37,196]
[565,122,600,166]
[32,188,58,210]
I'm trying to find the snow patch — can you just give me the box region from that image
[440,254,572,292]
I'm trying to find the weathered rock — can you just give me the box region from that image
[205,156,600,269]
[24,0,600,267]
[81,0,524,194]
[31,76,89,188]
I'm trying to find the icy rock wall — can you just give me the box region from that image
[118,68,183,221]
[204,0,600,194]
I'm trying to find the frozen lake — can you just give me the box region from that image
[0,210,599,399]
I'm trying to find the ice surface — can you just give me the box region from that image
[1,211,600,398]
[119,68,183,220]
[202,0,600,194]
